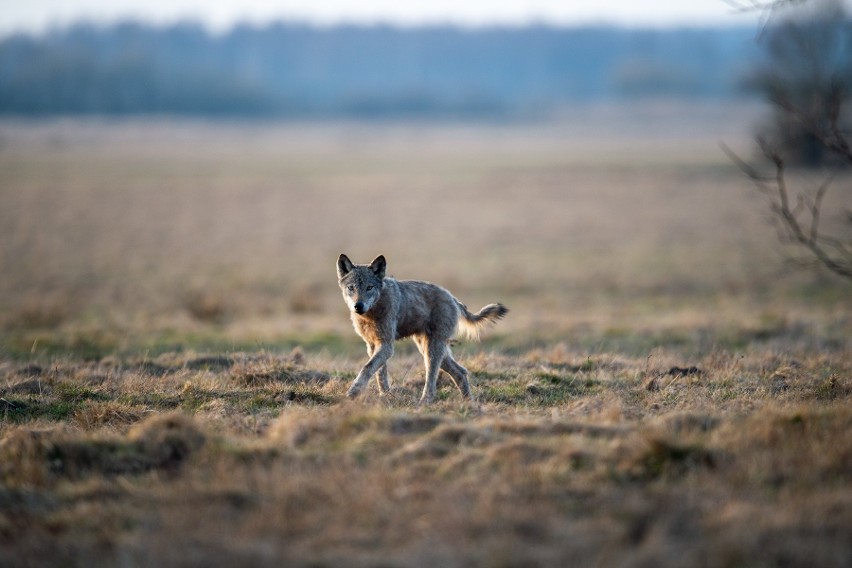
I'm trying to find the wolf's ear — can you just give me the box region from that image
[370,255,386,279]
[337,254,354,279]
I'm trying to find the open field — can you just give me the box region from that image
[1,107,851,566]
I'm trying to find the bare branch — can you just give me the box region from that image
[723,142,852,280]
[809,171,835,242]
[719,142,773,183]
[772,89,852,165]
[723,0,811,36]
[723,0,807,13]
[827,82,852,163]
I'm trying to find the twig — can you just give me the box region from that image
[722,141,852,280]
[723,0,806,12]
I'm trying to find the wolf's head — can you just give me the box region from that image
[337,254,386,315]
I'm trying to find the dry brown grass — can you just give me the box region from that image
[0,113,850,566]
[0,345,849,566]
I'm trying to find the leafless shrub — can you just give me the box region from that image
[724,0,852,280]
[723,139,852,278]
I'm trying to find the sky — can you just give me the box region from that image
[0,1,767,35]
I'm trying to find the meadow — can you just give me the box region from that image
[0,105,850,566]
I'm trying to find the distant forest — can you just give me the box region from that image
[0,22,761,117]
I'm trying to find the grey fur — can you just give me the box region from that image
[337,253,508,404]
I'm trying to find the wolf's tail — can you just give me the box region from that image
[456,301,509,341]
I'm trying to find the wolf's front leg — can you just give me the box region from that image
[366,343,391,394]
[347,343,394,399]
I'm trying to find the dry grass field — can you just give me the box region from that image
[0,106,850,566]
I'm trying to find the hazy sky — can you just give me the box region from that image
[1,1,767,35]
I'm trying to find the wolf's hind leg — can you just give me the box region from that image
[375,365,390,394]
[419,339,447,405]
[441,349,473,400]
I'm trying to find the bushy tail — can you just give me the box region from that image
[456,301,509,341]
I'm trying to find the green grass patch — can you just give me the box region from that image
[0,326,367,363]
[2,330,119,361]
[478,371,604,406]
[480,381,529,404]
[1,381,111,423]
[116,392,182,410]
[621,438,718,481]
[1,397,83,423]
[54,382,109,404]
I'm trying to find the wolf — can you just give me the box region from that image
[337,254,508,404]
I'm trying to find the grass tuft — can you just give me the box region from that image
[126,411,206,469]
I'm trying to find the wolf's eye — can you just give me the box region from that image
[347,285,355,293]
[366,285,374,291]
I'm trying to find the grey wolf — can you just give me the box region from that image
[337,254,508,404]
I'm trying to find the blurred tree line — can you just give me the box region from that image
[0,22,759,117]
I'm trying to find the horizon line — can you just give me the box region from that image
[0,14,760,39]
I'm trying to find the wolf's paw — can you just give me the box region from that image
[346,385,362,399]
[417,393,435,406]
